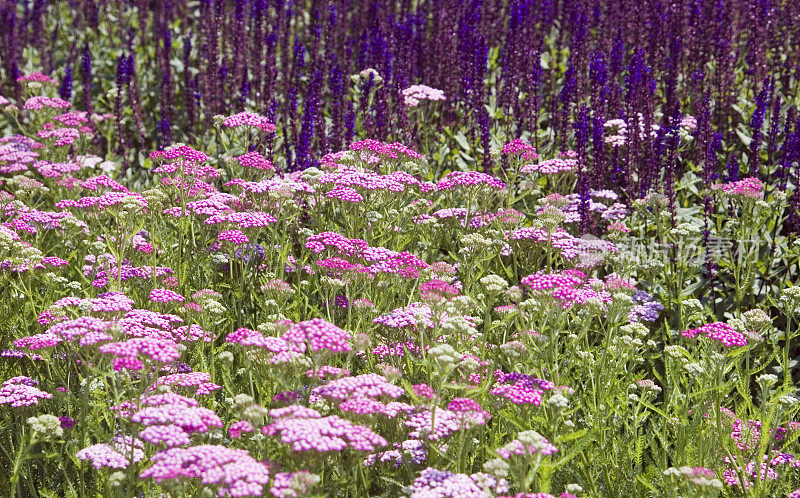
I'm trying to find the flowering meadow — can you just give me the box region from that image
[3,1,800,497]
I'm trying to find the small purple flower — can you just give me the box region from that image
[59,416,76,429]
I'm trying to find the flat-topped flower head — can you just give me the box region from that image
[218,229,249,245]
[681,322,752,348]
[130,401,222,434]
[282,318,351,353]
[221,111,277,132]
[502,139,539,161]
[230,151,274,170]
[350,139,424,161]
[149,288,185,303]
[491,371,556,406]
[24,96,72,111]
[312,373,404,400]
[409,467,508,497]
[263,414,387,452]
[76,440,144,469]
[496,430,558,459]
[521,153,578,174]
[228,420,256,439]
[436,171,506,190]
[270,471,320,498]
[140,444,271,496]
[0,376,52,407]
[36,128,85,146]
[710,177,764,199]
[138,424,191,447]
[18,73,58,84]
[447,398,492,429]
[149,144,209,164]
[98,337,182,369]
[402,84,445,107]
[152,372,221,395]
[419,279,460,302]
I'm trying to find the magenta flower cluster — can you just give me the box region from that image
[140,445,272,496]
[0,376,52,407]
[710,177,764,199]
[262,405,388,452]
[222,111,277,133]
[681,322,751,348]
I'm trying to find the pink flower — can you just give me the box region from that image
[682,322,751,348]
[282,318,352,353]
[436,171,506,190]
[149,288,185,303]
[23,96,72,111]
[222,111,277,132]
[76,442,144,469]
[0,377,52,407]
[218,230,249,245]
[229,420,256,439]
[149,144,209,164]
[312,373,404,400]
[231,151,274,170]
[263,411,387,452]
[17,72,58,84]
[710,177,764,199]
[139,425,191,447]
[140,445,271,496]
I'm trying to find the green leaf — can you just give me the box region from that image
[736,127,753,147]
[455,132,471,151]
[636,474,657,492]
[555,428,588,443]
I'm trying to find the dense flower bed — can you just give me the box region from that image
[3,2,800,497]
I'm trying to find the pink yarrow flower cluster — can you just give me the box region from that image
[262,405,388,452]
[502,139,539,161]
[350,139,423,161]
[419,279,460,302]
[98,337,182,370]
[282,318,352,353]
[305,231,429,278]
[270,471,319,498]
[436,171,506,190]
[496,430,558,459]
[0,376,52,407]
[152,372,221,396]
[681,322,752,347]
[55,191,148,210]
[409,467,509,497]
[18,72,58,84]
[312,373,404,400]
[229,420,256,439]
[76,437,145,469]
[521,150,579,174]
[222,111,277,132]
[140,444,271,496]
[36,127,85,146]
[490,371,556,406]
[24,96,72,110]
[149,144,210,164]
[218,229,249,245]
[520,270,615,309]
[230,151,275,170]
[149,288,185,303]
[226,318,350,360]
[130,394,222,436]
[710,177,764,199]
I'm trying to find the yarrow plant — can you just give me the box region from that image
[2,3,800,497]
